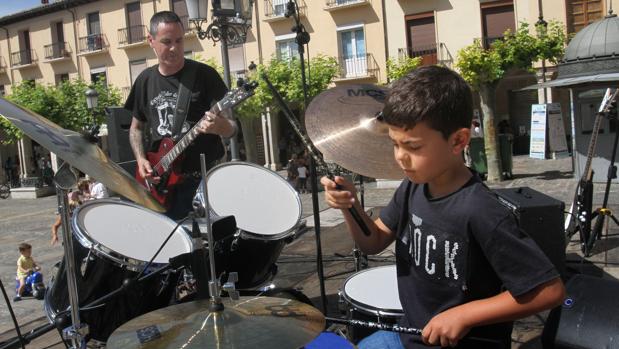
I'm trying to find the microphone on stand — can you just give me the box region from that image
[284,0,296,18]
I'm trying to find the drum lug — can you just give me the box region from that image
[230,236,240,252]
[337,291,347,314]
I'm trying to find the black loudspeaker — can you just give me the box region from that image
[494,187,566,276]
[106,107,136,175]
[542,274,619,348]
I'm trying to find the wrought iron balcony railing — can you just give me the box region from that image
[10,49,35,67]
[78,33,105,53]
[336,53,378,79]
[325,0,370,9]
[118,25,147,46]
[398,43,438,65]
[482,36,503,49]
[44,42,70,60]
[264,0,306,19]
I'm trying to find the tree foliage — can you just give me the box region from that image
[455,21,566,181]
[0,78,122,144]
[456,21,566,89]
[235,55,338,120]
[387,56,423,82]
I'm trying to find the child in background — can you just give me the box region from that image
[15,243,40,302]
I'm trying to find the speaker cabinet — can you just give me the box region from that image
[542,274,619,348]
[105,107,136,175]
[494,187,566,276]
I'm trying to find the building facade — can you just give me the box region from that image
[0,0,616,182]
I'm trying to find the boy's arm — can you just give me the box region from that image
[321,176,395,254]
[423,277,565,347]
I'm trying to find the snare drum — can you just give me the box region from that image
[45,200,192,342]
[203,162,302,288]
[340,265,403,343]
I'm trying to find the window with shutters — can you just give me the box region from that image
[566,0,604,34]
[481,1,515,49]
[404,13,437,66]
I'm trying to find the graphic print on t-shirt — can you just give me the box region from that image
[400,213,464,285]
[151,91,177,136]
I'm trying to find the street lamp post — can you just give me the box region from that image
[85,87,99,126]
[186,0,254,161]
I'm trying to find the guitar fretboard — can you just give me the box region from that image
[157,102,223,172]
[581,88,618,182]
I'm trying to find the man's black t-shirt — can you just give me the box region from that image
[124,59,228,172]
[379,174,558,349]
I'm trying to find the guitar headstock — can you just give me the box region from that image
[599,88,618,115]
[218,80,259,111]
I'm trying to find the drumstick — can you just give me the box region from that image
[261,72,373,237]
[325,317,505,348]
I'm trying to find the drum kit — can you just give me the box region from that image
[0,82,422,349]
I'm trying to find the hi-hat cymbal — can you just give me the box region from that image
[106,296,325,348]
[305,84,403,180]
[0,98,164,212]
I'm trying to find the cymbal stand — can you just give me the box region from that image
[198,154,239,312]
[353,175,368,272]
[53,163,88,349]
[585,108,619,256]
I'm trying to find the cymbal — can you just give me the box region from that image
[0,98,165,212]
[305,84,403,180]
[106,296,325,348]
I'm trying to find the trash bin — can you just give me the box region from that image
[468,137,487,176]
[498,134,513,179]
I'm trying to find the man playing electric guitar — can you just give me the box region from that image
[126,11,236,220]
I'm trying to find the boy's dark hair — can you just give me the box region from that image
[382,65,473,139]
[18,243,32,252]
[149,11,183,37]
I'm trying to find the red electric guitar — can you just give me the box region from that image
[136,81,257,207]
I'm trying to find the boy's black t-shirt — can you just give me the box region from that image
[379,174,558,349]
[124,59,228,173]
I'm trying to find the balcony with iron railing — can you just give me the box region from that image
[264,0,306,22]
[482,36,503,49]
[118,25,148,47]
[398,43,438,66]
[78,33,106,55]
[325,0,370,11]
[44,42,71,61]
[335,53,378,81]
[10,49,36,68]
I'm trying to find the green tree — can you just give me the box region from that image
[234,55,338,162]
[456,21,565,181]
[0,78,122,144]
[387,56,422,82]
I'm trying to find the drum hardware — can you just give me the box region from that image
[54,162,89,349]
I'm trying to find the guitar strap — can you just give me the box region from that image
[171,61,198,141]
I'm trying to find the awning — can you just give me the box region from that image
[520,72,619,90]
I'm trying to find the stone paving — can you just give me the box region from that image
[0,155,617,348]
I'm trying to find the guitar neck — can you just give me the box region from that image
[581,110,604,183]
[157,103,222,172]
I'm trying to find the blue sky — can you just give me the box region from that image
[0,1,46,18]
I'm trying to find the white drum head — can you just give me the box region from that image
[343,265,402,313]
[206,162,301,236]
[74,200,192,264]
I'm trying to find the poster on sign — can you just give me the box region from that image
[547,103,569,158]
[530,104,547,159]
